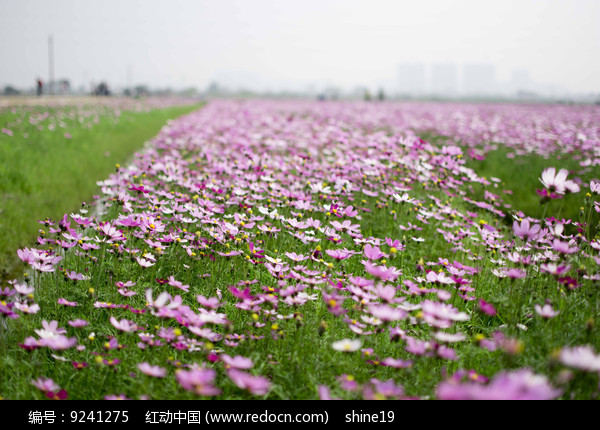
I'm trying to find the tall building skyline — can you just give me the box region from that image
[397,62,574,98]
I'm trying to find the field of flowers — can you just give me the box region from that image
[1,100,599,400]
[0,97,202,280]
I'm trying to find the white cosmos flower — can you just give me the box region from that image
[332,338,362,352]
[559,346,600,372]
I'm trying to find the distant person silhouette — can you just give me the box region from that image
[37,78,43,96]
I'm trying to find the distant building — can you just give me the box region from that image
[430,63,458,96]
[510,69,533,94]
[463,64,496,96]
[397,63,426,96]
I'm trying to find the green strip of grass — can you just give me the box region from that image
[420,132,598,234]
[0,102,204,280]
[465,146,598,229]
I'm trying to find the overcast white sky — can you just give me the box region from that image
[1,0,599,94]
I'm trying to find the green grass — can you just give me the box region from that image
[0,102,204,281]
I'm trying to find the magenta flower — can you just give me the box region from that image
[478,299,497,316]
[72,361,89,370]
[46,389,68,400]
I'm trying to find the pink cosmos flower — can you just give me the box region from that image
[367,304,407,322]
[98,222,126,242]
[506,268,527,279]
[422,300,470,328]
[337,374,359,391]
[118,289,137,297]
[68,319,89,328]
[13,282,34,295]
[437,368,561,400]
[137,362,167,378]
[40,335,77,351]
[363,378,404,400]
[512,219,540,242]
[35,320,66,338]
[363,261,400,281]
[381,358,412,368]
[325,249,355,260]
[57,298,78,307]
[227,368,271,395]
[425,270,454,284]
[318,385,337,400]
[551,239,578,254]
[109,317,138,332]
[220,354,254,369]
[32,377,60,393]
[65,271,89,282]
[285,252,309,262]
[559,346,600,372]
[175,368,221,396]
[540,263,570,276]
[196,295,221,309]
[167,276,190,293]
[534,303,559,319]
[104,394,132,400]
[363,244,386,260]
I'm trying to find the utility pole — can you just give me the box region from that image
[127,64,132,95]
[48,34,54,95]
